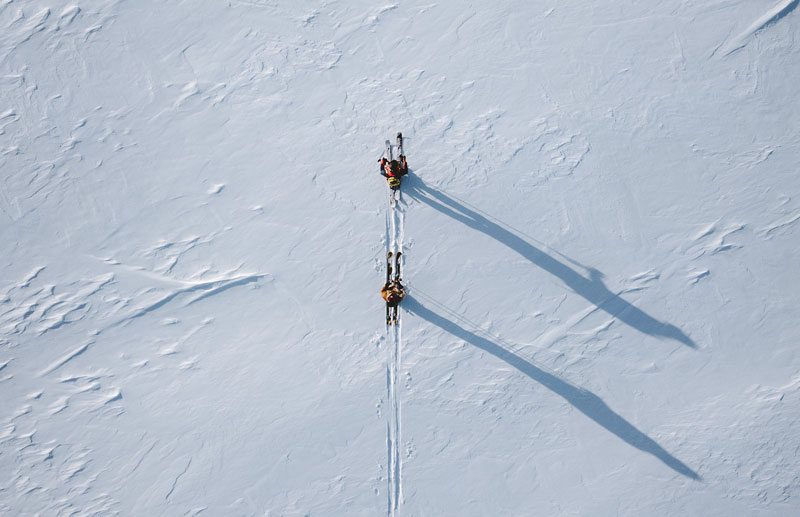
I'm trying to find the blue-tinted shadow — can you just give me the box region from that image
[404,296,700,479]
[402,176,696,348]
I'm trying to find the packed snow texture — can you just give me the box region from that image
[1,0,799,515]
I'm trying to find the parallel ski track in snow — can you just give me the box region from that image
[385,183,404,516]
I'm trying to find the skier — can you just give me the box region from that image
[381,279,406,307]
[382,251,405,324]
[379,156,408,190]
[379,132,408,190]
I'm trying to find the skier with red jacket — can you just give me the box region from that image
[379,156,408,189]
[379,132,408,190]
[382,251,405,324]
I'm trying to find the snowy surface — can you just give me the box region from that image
[2,0,800,515]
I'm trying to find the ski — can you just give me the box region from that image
[391,251,401,325]
[394,251,402,281]
[392,250,403,325]
[382,132,407,204]
[383,250,404,326]
[385,138,400,205]
[386,251,393,325]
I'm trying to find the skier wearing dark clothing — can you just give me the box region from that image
[382,251,405,324]
[379,156,408,189]
[379,132,408,190]
[381,280,405,307]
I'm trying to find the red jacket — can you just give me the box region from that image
[381,282,406,307]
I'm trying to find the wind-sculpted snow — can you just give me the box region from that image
[0,257,268,512]
[719,0,799,55]
[108,269,269,327]
[0,267,113,336]
[1,0,799,514]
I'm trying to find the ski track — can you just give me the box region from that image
[394,198,405,512]
[386,209,400,516]
[384,146,405,515]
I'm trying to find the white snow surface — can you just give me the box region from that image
[1,0,799,515]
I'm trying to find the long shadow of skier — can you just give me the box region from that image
[403,295,700,479]
[402,175,696,349]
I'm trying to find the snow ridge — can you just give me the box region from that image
[1,0,799,513]
[720,0,799,55]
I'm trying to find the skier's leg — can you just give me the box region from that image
[386,251,393,284]
[386,303,391,325]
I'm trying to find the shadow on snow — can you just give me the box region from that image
[402,175,696,349]
[403,295,700,480]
